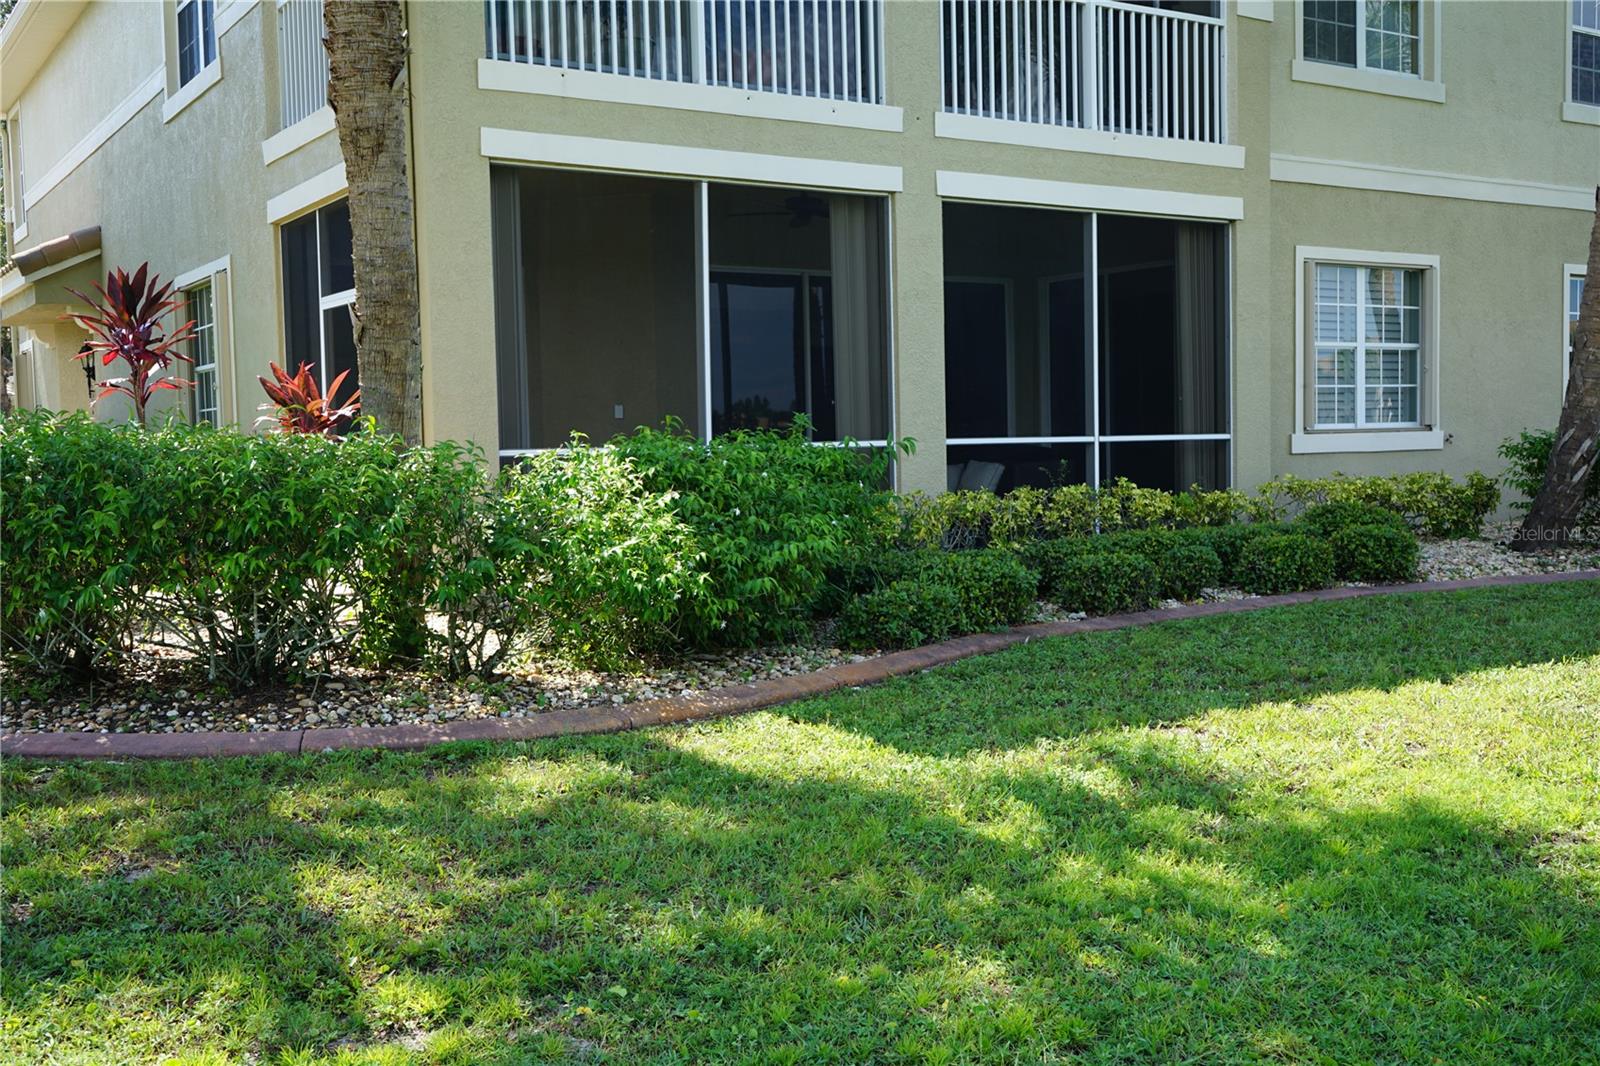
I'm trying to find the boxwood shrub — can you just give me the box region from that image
[832,548,1038,638]
[1029,545,1160,615]
[837,579,963,651]
[1296,500,1411,540]
[1328,523,1420,583]
[1238,533,1336,595]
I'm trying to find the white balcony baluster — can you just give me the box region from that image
[278,0,329,130]
[940,0,1224,145]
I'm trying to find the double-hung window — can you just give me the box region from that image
[1303,0,1420,76]
[281,199,358,397]
[1575,2,1600,107]
[187,282,220,426]
[177,0,218,87]
[1311,263,1422,428]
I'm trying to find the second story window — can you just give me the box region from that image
[1304,0,1419,77]
[1575,1,1600,106]
[177,0,218,87]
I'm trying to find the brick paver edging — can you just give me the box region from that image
[6,570,1597,761]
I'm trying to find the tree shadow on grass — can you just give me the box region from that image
[5,697,1599,1064]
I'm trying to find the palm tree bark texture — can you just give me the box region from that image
[1517,187,1600,550]
[323,0,423,445]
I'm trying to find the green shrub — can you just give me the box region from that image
[1262,472,1498,538]
[896,480,1272,551]
[495,445,713,668]
[1032,547,1160,615]
[1238,533,1336,595]
[926,550,1039,630]
[1296,500,1411,540]
[1193,522,1294,586]
[1328,524,1420,583]
[1499,430,1600,536]
[836,580,963,651]
[0,411,154,677]
[1157,542,1224,601]
[612,420,898,647]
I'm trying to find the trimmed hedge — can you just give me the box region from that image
[837,580,963,651]
[1329,524,1420,583]
[1029,545,1160,615]
[834,547,1038,645]
[1296,500,1411,540]
[1238,533,1337,595]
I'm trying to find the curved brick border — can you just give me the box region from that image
[6,570,1597,761]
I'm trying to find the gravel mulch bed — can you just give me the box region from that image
[5,531,1595,738]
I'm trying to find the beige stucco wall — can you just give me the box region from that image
[5,0,1594,501]
[5,0,343,427]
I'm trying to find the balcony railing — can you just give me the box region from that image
[485,0,886,105]
[278,0,329,129]
[941,0,1226,144]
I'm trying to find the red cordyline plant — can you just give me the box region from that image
[66,263,196,427]
[257,361,361,436]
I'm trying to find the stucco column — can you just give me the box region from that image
[890,182,948,495]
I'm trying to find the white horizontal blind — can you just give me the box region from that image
[486,0,884,103]
[939,0,1225,145]
[278,0,330,130]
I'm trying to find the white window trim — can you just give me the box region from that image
[1568,1,1600,123]
[262,105,335,165]
[1292,245,1442,455]
[936,170,1244,221]
[4,106,24,243]
[266,162,347,222]
[1564,262,1586,392]
[174,255,234,424]
[163,0,222,123]
[478,58,904,133]
[933,112,1246,170]
[185,280,220,425]
[1292,0,1444,103]
[480,128,903,193]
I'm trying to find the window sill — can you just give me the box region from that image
[162,60,222,123]
[262,106,335,165]
[933,112,1245,169]
[1562,100,1600,127]
[1290,59,1444,104]
[477,58,904,133]
[1290,428,1443,454]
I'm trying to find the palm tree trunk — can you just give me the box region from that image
[323,0,422,444]
[1517,187,1600,550]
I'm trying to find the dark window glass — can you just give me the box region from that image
[1576,31,1600,106]
[947,443,1091,494]
[280,213,321,381]
[1100,439,1230,493]
[1097,215,1227,438]
[319,200,354,294]
[943,280,1012,440]
[322,306,358,398]
[1303,0,1357,66]
[177,0,216,86]
[712,273,806,435]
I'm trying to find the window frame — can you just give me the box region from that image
[4,108,25,245]
[1292,245,1442,455]
[1292,0,1444,103]
[1564,263,1586,392]
[184,280,220,426]
[280,198,356,399]
[1569,1,1600,122]
[163,0,222,123]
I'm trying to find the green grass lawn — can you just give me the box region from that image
[4,583,1599,1065]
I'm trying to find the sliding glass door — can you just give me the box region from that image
[491,166,889,458]
[944,202,1229,493]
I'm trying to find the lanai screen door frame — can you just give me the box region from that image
[943,206,1233,489]
[494,165,895,459]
